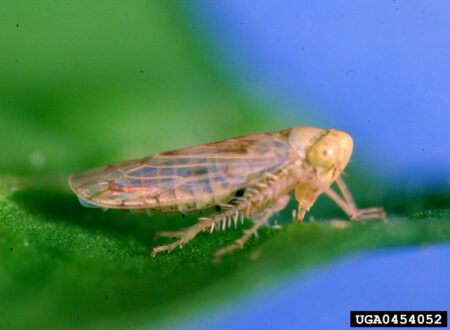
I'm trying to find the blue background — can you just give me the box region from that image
[181,244,450,330]
[186,0,450,188]
[176,2,450,328]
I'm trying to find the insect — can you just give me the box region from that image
[69,127,385,259]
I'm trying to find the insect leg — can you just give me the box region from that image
[213,209,273,260]
[336,177,385,219]
[151,223,201,257]
[154,230,187,239]
[324,180,386,221]
[152,206,243,256]
[214,195,290,260]
[335,177,357,210]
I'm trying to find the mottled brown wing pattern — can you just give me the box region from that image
[69,131,293,213]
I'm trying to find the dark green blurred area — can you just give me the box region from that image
[0,1,288,176]
[0,2,448,329]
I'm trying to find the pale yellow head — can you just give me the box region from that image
[288,127,354,222]
[289,126,354,178]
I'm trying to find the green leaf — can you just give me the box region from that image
[0,176,449,329]
[0,1,449,329]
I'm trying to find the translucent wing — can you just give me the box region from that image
[69,131,292,212]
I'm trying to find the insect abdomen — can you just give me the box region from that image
[141,178,237,215]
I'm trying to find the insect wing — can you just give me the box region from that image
[69,132,291,210]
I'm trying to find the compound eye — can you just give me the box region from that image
[321,148,333,158]
[307,140,338,169]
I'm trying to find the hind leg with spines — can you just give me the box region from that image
[152,203,244,256]
[214,194,291,260]
[152,170,293,257]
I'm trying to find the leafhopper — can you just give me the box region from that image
[69,127,385,258]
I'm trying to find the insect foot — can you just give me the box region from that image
[353,207,386,222]
[151,223,201,257]
[151,241,181,257]
[323,181,386,223]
